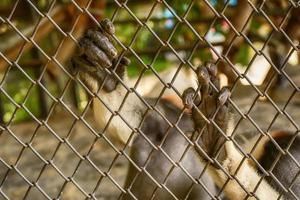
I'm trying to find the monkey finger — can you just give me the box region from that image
[110,56,131,72]
[204,62,220,90]
[205,62,218,78]
[120,57,131,66]
[197,67,210,86]
[196,67,210,97]
[100,18,115,35]
[71,56,98,74]
[86,29,117,59]
[79,38,112,68]
[182,87,198,109]
[218,87,231,106]
[210,76,220,90]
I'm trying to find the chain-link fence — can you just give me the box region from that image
[0,0,300,199]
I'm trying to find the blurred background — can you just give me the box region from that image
[0,0,299,122]
[0,0,299,199]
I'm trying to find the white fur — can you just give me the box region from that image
[207,139,280,199]
[207,111,280,199]
[90,66,281,199]
[79,72,99,93]
[92,67,197,145]
[93,78,145,144]
[145,67,198,98]
[129,67,198,98]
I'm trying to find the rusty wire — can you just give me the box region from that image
[0,0,300,199]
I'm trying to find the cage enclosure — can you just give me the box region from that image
[0,0,300,200]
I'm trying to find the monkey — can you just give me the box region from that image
[71,19,218,200]
[71,19,300,199]
[182,64,300,199]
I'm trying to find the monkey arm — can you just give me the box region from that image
[71,19,197,145]
[182,63,280,199]
[72,19,145,145]
[208,141,280,200]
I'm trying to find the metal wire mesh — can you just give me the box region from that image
[0,0,300,199]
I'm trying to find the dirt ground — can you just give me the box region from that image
[0,88,299,200]
[0,106,129,200]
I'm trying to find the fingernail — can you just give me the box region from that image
[105,59,112,68]
[101,18,115,35]
[218,89,230,105]
[197,67,210,84]
[110,49,118,58]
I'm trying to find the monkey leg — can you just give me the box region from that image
[71,19,144,145]
[182,63,280,200]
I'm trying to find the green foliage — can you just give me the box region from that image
[0,1,256,123]
[0,0,12,6]
[1,70,41,123]
[127,56,169,77]
[235,44,250,66]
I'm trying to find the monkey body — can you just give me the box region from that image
[92,84,218,199]
[93,82,145,144]
[182,65,300,200]
[122,100,217,199]
[72,26,218,197]
[258,132,300,200]
[72,20,300,199]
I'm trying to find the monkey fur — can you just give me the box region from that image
[71,19,300,200]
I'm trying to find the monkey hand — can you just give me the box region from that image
[182,62,231,167]
[71,18,130,93]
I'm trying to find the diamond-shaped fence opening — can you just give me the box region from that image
[0,0,300,200]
